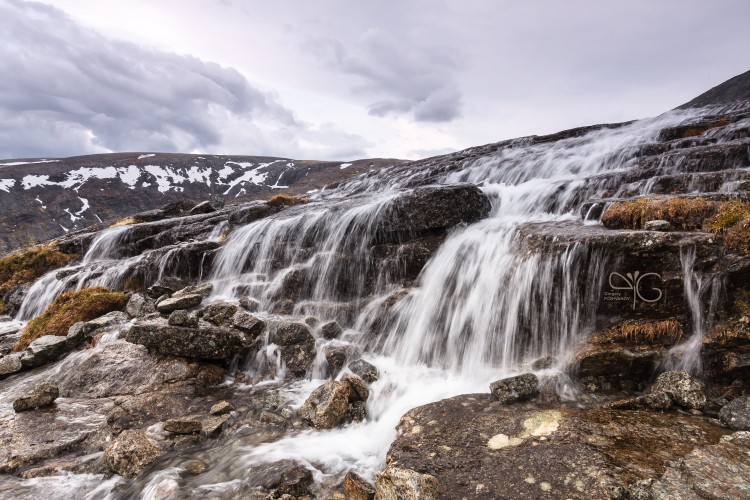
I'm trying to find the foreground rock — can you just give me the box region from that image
[299,380,351,429]
[719,396,750,430]
[386,394,728,499]
[104,429,163,477]
[243,459,313,498]
[125,319,246,360]
[490,373,539,403]
[269,321,316,377]
[375,466,438,500]
[343,471,376,500]
[13,383,59,412]
[650,370,706,410]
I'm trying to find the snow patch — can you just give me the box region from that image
[0,179,15,192]
[21,175,54,189]
[0,159,60,166]
[34,196,47,209]
[339,163,352,169]
[144,165,187,193]
[75,197,90,215]
[118,165,141,188]
[186,166,212,187]
[137,154,156,160]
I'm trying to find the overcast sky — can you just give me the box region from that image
[1,0,748,161]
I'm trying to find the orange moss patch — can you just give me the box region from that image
[601,197,718,230]
[266,193,307,209]
[0,246,76,296]
[15,287,127,351]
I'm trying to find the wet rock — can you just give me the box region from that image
[374,466,438,500]
[167,309,197,327]
[259,410,287,426]
[299,380,352,429]
[702,315,750,382]
[490,373,539,403]
[650,431,750,498]
[239,296,260,312]
[347,400,368,423]
[189,200,215,215]
[269,321,316,377]
[65,321,99,346]
[228,201,272,227]
[172,282,213,299]
[126,319,244,360]
[243,459,313,498]
[164,418,202,434]
[0,352,23,377]
[321,320,343,340]
[304,316,319,327]
[531,355,556,370]
[644,219,673,231]
[608,391,673,411]
[87,311,129,329]
[324,344,360,377]
[210,400,235,416]
[13,382,59,412]
[232,311,265,338]
[386,393,729,499]
[719,396,750,430]
[104,429,162,477]
[342,373,370,401]
[270,321,311,345]
[343,470,375,500]
[376,184,491,237]
[155,293,203,313]
[574,345,664,384]
[202,414,230,435]
[20,335,70,367]
[348,358,379,383]
[199,301,238,326]
[146,277,187,299]
[650,370,706,410]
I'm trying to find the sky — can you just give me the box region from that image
[1,0,748,161]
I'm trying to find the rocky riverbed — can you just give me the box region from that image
[0,72,748,499]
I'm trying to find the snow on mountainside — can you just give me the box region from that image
[0,153,403,253]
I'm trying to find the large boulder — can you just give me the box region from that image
[298,380,352,429]
[125,319,245,360]
[649,371,706,410]
[374,467,438,500]
[376,184,491,237]
[104,429,162,477]
[490,373,539,403]
[269,322,316,377]
[719,397,750,430]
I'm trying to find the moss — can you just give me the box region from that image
[593,319,683,346]
[725,217,750,255]
[0,246,76,295]
[601,197,725,231]
[707,201,750,233]
[15,287,127,351]
[266,193,307,209]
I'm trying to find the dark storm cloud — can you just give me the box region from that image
[0,0,368,159]
[308,28,464,123]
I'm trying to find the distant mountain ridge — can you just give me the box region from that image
[0,153,401,253]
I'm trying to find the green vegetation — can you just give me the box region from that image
[266,193,308,209]
[15,287,127,351]
[0,246,76,296]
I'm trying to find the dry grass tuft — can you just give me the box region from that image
[110,216,137,227]
[0,246,76,296]
[266,193,307,209]
[593,319,684,345]
[601,197,717,230]
[15,287,127,351]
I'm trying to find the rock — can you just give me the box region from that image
[125,319,244,360]
[574,345,664,384]
[489,373,539,403]
[167,309,196,327]
[269,321,316,377]
[172,283,213,299]
[243,459,313,498]
[87,311,129,329]
[232,311,265,338]
[104,429,162,477]
[608,391,673,411]
[719,396,750,430]
[228,202,272,227]
[650,431,750,498]
[0,352,23,377]
[304,316,319,327]
[321,320,343,340]
[348,358,379,383]
[155,293,203,313]
[299,380,352,429]
[374,467,438,500]
[164,418,202,434]
[13,382,59,412]
[259,410,287,426]
[531,355,556,370]
[386,393,729,499]
[270,321,312,346]
[343,470,375,500]
[189,200,215,214]
[125,293,156,318]
[324,344,360,377]
[342,373,370,401]
[348,400,368,423]
[644,219,673,231]
[146,277,187,299]
[650,371,706,410]
[65,321,99,346]
[238,296,260,312]
[20,335,70,367]
[377,184,491,236]
[199,301,238,326]
[210,400,235,416]
[202,414,230,435]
